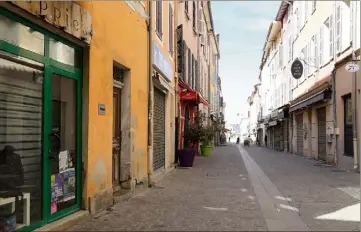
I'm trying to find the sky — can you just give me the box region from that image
[211,1,281,124]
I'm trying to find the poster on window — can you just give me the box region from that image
[51,174,64,203]
[59,150,69,173]
[62,168,76,202]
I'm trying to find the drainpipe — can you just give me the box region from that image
[147,0,154,186]
[331,1,338,166]
[352,51,358,171]
[331,67,338,166]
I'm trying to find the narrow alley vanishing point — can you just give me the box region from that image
[68,144,360,231]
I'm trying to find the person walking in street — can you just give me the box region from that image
[229,137,231,143]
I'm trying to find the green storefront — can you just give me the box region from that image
[0,3,89,231]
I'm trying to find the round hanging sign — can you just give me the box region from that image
[345,63,359,73]
[291,59,303,79]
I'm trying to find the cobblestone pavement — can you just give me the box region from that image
[68,145,267,231]
[244,145,360,231]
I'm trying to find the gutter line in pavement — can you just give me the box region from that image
[237,145,310,231]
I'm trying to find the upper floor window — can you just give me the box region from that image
[169,3,174,57]
[319,27,324,65]
[335,5,342,53]
[324,16,334,58]
[156,1,163,39]
[192,1,196,29]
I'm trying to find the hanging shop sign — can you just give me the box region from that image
[291,59,303,79]
[345,63,359,73]
[11,1,92,43]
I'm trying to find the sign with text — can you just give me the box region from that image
[291,59,303,79]
[180,91,197,101]
[153,42,173,82]
[11,1,92,43]
[345,63,359,73]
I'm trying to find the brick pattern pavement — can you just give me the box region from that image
[244,146,360,231]
[67,146,267,231]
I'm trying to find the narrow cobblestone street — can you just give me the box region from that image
[67,144,360,231]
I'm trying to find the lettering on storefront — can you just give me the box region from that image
[153,42,173,82]
[11,1,92,43]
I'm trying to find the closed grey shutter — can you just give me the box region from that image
[153,88,166,171]
[317,107,326,161]
[296,114,303,155]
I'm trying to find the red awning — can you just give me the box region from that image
[180,90,197,101]
[197,93,210,108]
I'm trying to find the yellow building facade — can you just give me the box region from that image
[80,1,150,213]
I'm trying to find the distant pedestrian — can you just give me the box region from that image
[265,134,268,147]
[229,137,230,142]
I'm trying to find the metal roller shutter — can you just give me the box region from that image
[274,125,281,150]
[317,107,326,161]
[283,120,288,152]
[153,87,166,171]
[296,114,303,155]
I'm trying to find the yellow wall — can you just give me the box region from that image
[80,1,149,202]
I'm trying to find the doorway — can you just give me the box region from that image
[46,68,82,222]
[317,107,327,161]
[112,87,121,190]
[344,95,353,157]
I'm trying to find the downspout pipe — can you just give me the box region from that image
[352,51,358,171]
[147,0,154,186]
[331,66,337,166]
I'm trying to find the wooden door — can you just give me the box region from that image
[112,87,121,188]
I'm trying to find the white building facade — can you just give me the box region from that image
[257,0,360,170]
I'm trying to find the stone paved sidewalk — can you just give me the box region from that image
[67,145,267,231]
[244,146,360,231]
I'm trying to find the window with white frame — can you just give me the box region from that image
[324,16,334,58]
[335,5,342,53]
[296,8,301,33]
[279,43,283,68]
[319,27,324,65]
[307,41,312,75]
[300,48,306,82]
[288,36,293,62]
[313,34,318,69]
[304,1,309,22]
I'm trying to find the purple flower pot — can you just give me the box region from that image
[179,148,196,167]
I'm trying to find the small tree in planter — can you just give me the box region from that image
[185,111,207,147]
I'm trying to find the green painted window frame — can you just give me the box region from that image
[0,7,83,232]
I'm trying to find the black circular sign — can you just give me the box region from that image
[291,59,303,79]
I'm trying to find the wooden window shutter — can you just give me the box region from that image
[182,41,187,80]
[188,49,192,86]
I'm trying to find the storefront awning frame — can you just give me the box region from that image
[289,89,332,113]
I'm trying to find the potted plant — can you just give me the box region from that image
[178,111,206,167]
[200,125,215,157]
